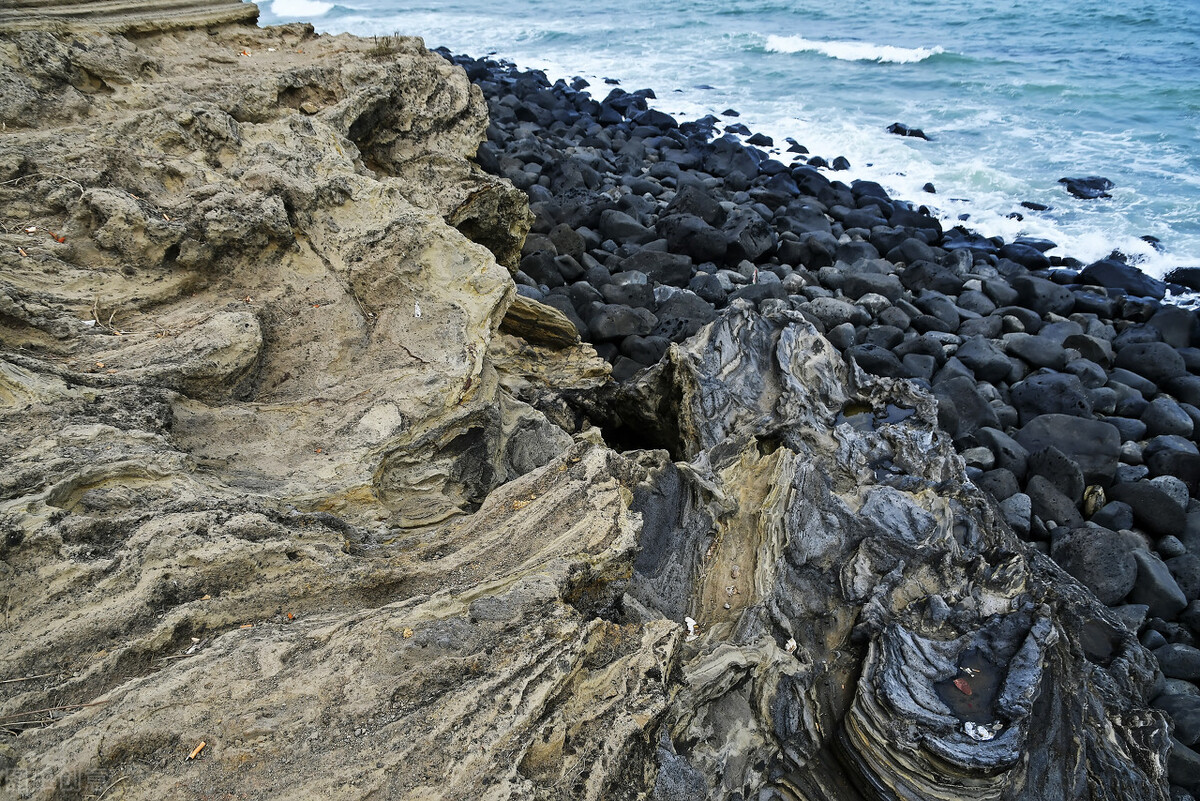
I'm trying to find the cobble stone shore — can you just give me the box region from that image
[440,49,1200,796]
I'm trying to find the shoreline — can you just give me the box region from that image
[259,2,1200,280]
[442,45,1200,793]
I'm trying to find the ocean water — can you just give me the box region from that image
[260,0,1200,279]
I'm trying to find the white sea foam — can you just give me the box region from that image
[764,35,945,64]
[270,0,334,17]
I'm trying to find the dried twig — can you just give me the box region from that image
[0,672,61,684]
[0,172,86,197]
[93,775,127,800]
[89,296,179,337]
[0,700,107,721]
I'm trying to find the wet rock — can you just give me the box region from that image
[1059,176,1115,199]
[887,122,929,140]
[1082,257,1167,300]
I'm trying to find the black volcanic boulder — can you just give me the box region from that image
[657,214,729,264]
[1154,695,1200,747]
[653,290,718,342]
[975,427,1030,480]
[587,304,657,340]
[1059,176,1114,199]
[1114,341,1187,386]
[1028,446,1086,503]
[722,209,776,265]
[598,209,655,244]
[1010,373,1094,424]
[1108,481,1187,538]
[847,344,907,378]
[620,251,694,287]
[1050,527,1137,605]
[843,271,904,302]
[1026,475,1084,528]
[1166,267,1200,292]
[1148,306,1198,348]
[1015,415,1121,485]
[1080,257,1167,300]
[1005,333,1067,371]
[999,242,1051,271]
[1132,551,1189,619]
[600,281,655,309]
[665,184,726,226]
[631,108,677,130]
[933,376,1000,439]
[887,122,929,140]
[955,338,1012,383]
[900,260,964,294]
[1011,275,1074,317]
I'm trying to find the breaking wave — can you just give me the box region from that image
[764,35,945,63]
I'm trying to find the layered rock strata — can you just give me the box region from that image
[0,14,1181,801]
[0,0,259,34]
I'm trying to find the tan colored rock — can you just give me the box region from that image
[500,293,581,348]
[0,20,620,795]
[0,0,259,35]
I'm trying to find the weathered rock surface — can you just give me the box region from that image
[0,13,1174,801]
[0,0,258,34]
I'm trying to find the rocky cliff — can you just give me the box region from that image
[0,7,1173,801]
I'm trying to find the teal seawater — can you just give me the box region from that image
[261,0,1200,279]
